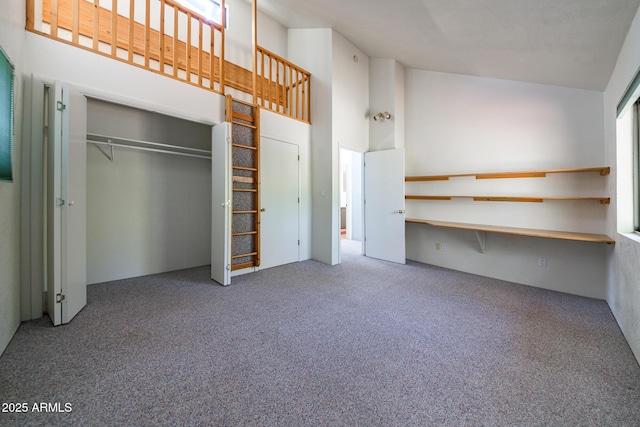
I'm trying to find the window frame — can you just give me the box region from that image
[635,100,640,233]
[0,44,14,183]
[175,0,228,27]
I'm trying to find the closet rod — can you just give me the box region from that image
[87,140,212,160]
[87,133,212,155]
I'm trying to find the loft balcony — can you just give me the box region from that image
[26,0,310,123]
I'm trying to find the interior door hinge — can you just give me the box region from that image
[56,198,65,207]
[56,293,66,303]
[298,240,300,246]
[56,101,66,111]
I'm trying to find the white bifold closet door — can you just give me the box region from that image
[211,122,232,285]
[47,81,87,325]
[364,148,406,264]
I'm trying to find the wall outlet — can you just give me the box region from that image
[441,243,447,252]
[538,257,547,268]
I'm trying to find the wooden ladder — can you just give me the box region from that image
[225,95,261,271]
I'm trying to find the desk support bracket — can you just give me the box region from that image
[475,231,487,254]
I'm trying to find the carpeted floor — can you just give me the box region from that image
[1,240,639,426]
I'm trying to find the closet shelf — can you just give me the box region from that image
[405,166,610,182]
[405,195,611,204]
[406,218,615,245]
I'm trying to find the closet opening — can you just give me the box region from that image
[85,99,213,284]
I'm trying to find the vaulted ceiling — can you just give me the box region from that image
[257,0,640,91]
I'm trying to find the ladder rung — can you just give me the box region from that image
[232,120,257,129]
[232,112,254,123]
[232,143,257,151]
[233,176,254,184]
[231,252,258,259]
[231,261,257,271]
[232,210,258,214]
[233,166,258,172]
[232,231,258,236]
[233,188,257,193]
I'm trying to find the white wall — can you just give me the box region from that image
[404,69,609,299]
[289,29,369,264]
[86,100,212,284]
[332,33,369,154]
[289,28,335,264]
[0,0,25,355]
[369,58,405,151]
[226,0,288,67]
[604,4,640,362]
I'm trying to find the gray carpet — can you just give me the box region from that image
[1,240,639,426]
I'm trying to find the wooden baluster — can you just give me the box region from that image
[220,0,226,93]
[111,0,117,56]
[198,19,203,85]
[92,0,99,50]
[259,51,267,107]
[72,0,79,44]
[159,0,165,73]
[306,74,311,122]
[145,0,150,67]
[210,24,215,89]
[269,55,273,110]
[275,60,281,113]
[26,0,35,31]
[186,12,191,83]
[128,0,135,62]
[173,5,179,78]
[296,70,300,120]
[288,65,293,118]
[303,74,308,122]
[50,0,58,37]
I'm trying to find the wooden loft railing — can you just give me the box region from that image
[30,0,226,92]
[26,0,311,124]
[257,47,310,123]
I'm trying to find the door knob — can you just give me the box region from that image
[397,209,405,214]
[260,208,266,212]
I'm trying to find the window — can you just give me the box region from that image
[0,45,14,182]
[635,100,640,232]
[175,0,228,27]
[616,66,640,235]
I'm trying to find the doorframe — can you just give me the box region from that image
[338,147,365,262]
[258,136,301,271]
[20,75,47,321]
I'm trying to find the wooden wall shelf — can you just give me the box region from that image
[405,195,611,204]
[406,166,610,182]
[406,219,615,253]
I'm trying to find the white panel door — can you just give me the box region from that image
[364,148,406,264]
[47,81,87,325]
[211,123,232,285]
[260,138,299,270]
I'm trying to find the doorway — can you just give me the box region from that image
[339,148,364,257]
